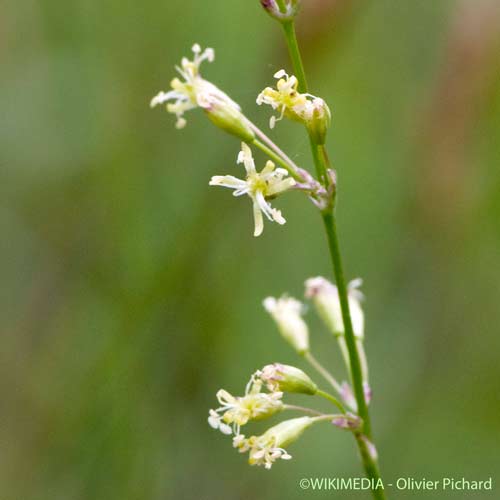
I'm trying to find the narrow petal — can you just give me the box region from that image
[253,199,264,237]
[209,175,247,190]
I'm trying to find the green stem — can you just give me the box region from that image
[283,404,324,417]
[282,21,309,93]
[253,138,302,181]
[304,351,343,396]
[275,0,287,14]
[355,434,387,500]
[316,389,346,414]
[248,122,301,172]
[279,19,386,500]
[322,210,371,433]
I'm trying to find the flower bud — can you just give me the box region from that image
[263,416,312,448]
[204,101,255,142]
[260,0,300,22]
[306,98,331,145]
[259,363,318,395]
[305,276,364,340]
[263,296,309,354]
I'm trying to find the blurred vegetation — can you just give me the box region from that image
[2,0,500,499]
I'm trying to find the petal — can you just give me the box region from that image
[219,423,233,435]
[266,177,295,197]
[255,191,274,221]
[253,199,264,237]
[271,208,286,225]
[216,389,235,405]
[209,175,246,190]
[237,143,256,175]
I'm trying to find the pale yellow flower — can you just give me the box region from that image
[151,43,246,135]
[208,374,283,436]
[233,417,313,469]
[257,70,331,137]
[209,143,295,236]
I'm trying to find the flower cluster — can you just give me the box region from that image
[208,368,321,469]
[209,143,295,236]
[151,44,337,239]
[152,41,375,474]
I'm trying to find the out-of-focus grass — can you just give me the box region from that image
[1,1,500,499]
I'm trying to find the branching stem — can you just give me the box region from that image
[279,18,386,500]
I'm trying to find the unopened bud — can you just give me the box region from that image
[262,416,313,449]
[305,276,364,340]
[307,98,331,145]
[259,363,318,395]
[205,101,255,142]
[263,296,310,354]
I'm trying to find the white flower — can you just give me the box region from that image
[209,143,295,237]
[150,43,242,131]
[263,296,309,354]
[305,276,364,339]
[208,374,283,436]
[257,70,331,136]
[233,417,313,469]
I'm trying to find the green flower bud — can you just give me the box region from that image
[205,101,255,142]
[259,363,318,395]
[306,98,331,145]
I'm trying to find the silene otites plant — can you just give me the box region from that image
[151,2,386,498]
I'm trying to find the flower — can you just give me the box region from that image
[257,363,317,395]
[305,276,364,339]
[208,375,283,436]
[233,417,313,469]
[209,143,295,237]
[151,44,254,140]
[263,296,309,354]
[257,70,331,141]
[305,276,369,386]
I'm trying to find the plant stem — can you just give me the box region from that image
[356,434,387,500]
[280,16,370,439]
[322,210,371,434]
[279,19,386,499]
[249,121,301,172]
[253,138,302,181]
[283,404,324,416]
[316,389,346,414]
[282,21,309,93]
[275,0,287,14]
[304,351,342,395]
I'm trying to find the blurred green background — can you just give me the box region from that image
[2,0,500,498]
